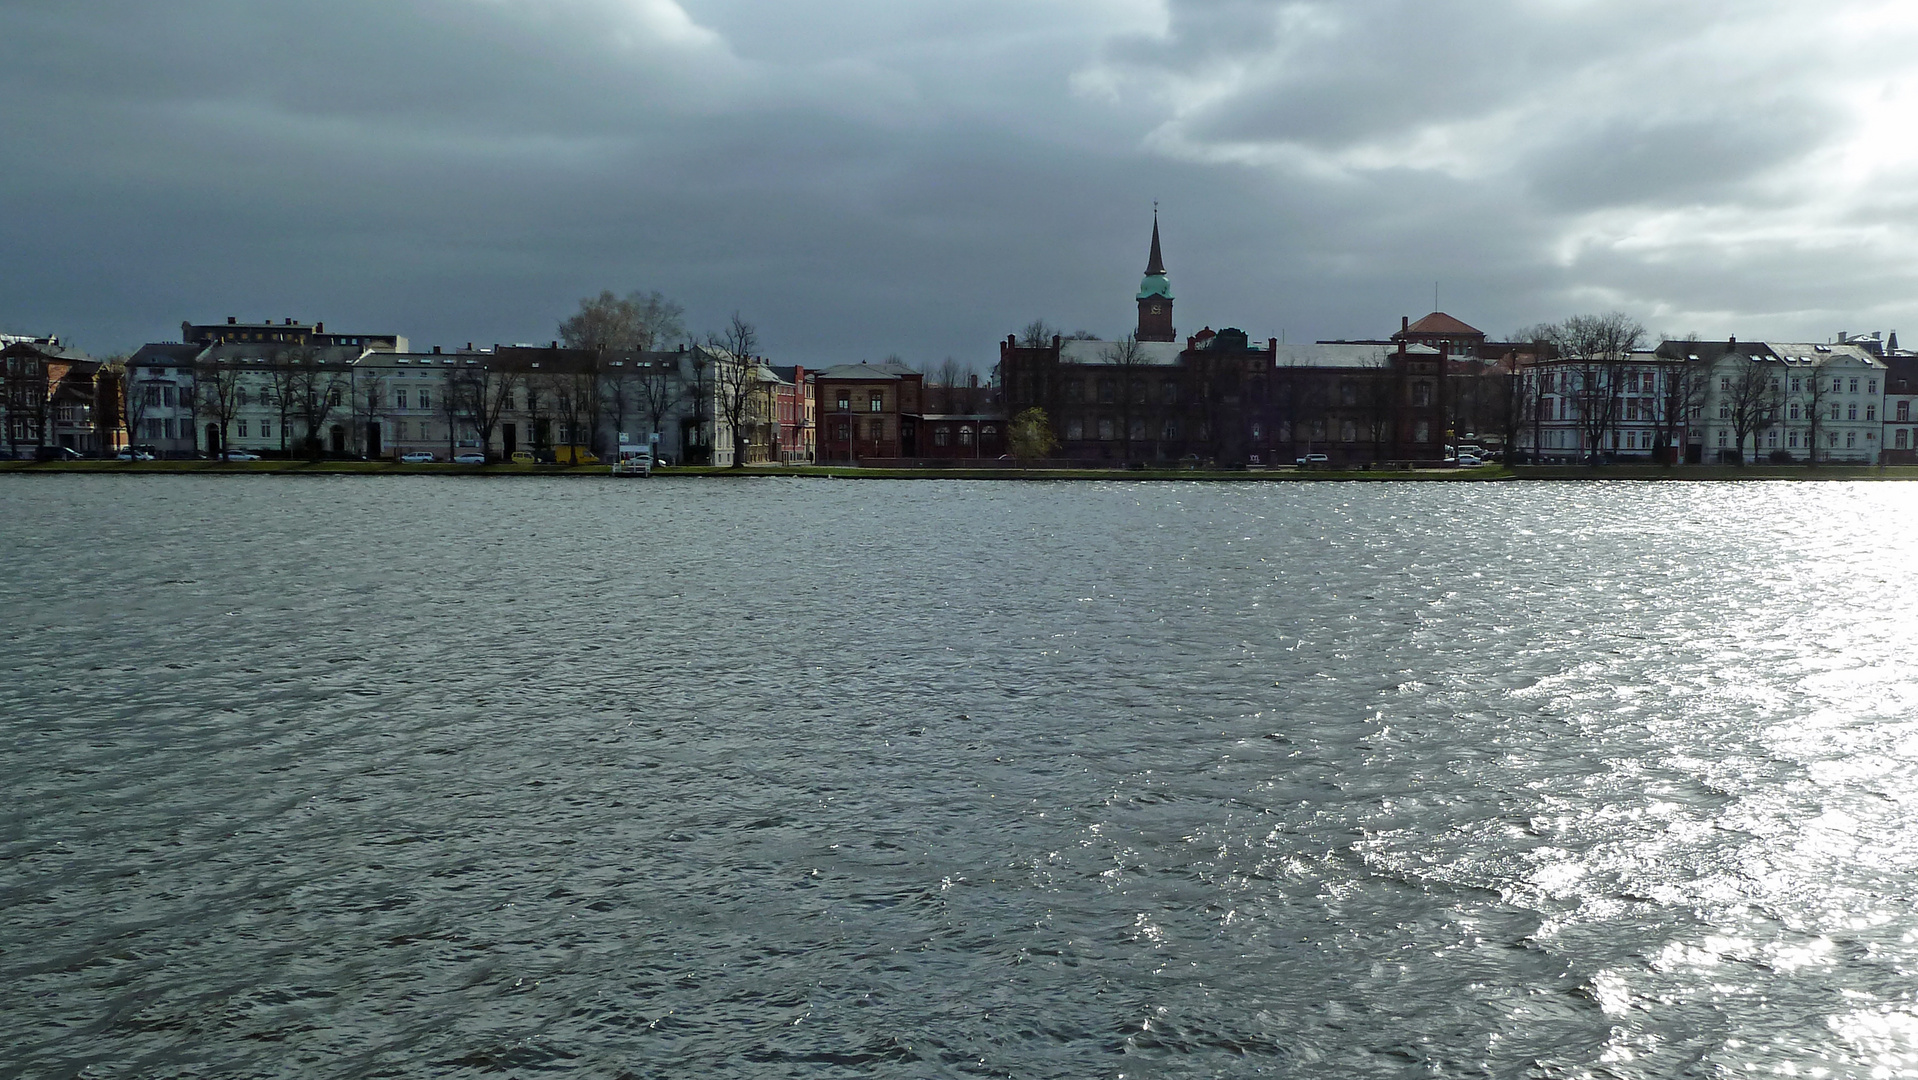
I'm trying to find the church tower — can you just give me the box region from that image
[1136,212,1175,342]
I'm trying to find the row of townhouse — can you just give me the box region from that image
[1516,334,1915,465]
[114,319,817,464]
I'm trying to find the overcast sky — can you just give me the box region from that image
[4,0,1916,365]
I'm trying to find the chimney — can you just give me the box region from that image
[1838,330,1848,343]
[550,340,558,349]
[1873,331,1882,341]
[314,322,324,333]
[285,318,294,326]
[465,342,474,352]
[227,316,236,324]
[1402,315,1409,332]
[432,345,442,354]
[1052,334,1061,348]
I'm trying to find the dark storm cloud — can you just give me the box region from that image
[1,0,1914,359]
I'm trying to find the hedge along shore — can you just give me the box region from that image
[7,460,1918,481]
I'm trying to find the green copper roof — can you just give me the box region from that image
[1137,273,1172,301]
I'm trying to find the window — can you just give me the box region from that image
[261,421,271,439]
[1900,402,1912,422]
[1789,403,1800,420]
[1791,377,1801,392]
[1899,429,1910,450]
[869,392,884,412]
[1767,430,1778,447]
[1065,381,1083,403]
[1830,432,1839,447]
[1162,419,1178,440]
[1850,378,1860,394]
[1340,420,1356,443]
[238,420,248,437]
[1721,377,1732,392]
[1129,418,1146,440]
[1719,404,1731,419]
[396,390,407,409]
[1833,377,1844,392]
[1868,379,1878,394]
[959,426,974,445]
[1847,431,1857,448]
[1790,430,1800,448]
[237,389,248,407]
[934,426,950,447]
[328,388,342,406]
[1414,420,1430,443]
[868,419,884,442]
[164,419,176,438]
[1098,380,1115,404]
[1848,403,1858,421]
[163,387,177,407]
[836,394,850,411]
[1717,431,1727,447]
[1097,418,1114,440]
[1413,383,1432,407]
[1867,405,1877,421]
[145,386,161,406]
[419,390,429,410]
[1066,419,1084,440]
[835,422,850,441]
[1831,404,1841,420]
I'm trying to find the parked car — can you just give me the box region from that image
[34,445,84,461]
[1456,453,1483,467]
[1296,453,1330,466]
[398,451,436,463]
[509,450,536,464]
[116,448,156,461]
[452,452,487,465]
[219,450,261,461]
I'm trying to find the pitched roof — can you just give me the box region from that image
[816,363,901,380]
[1398,312,1484,338]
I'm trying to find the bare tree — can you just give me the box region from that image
[1723,351,1783,464]
[98,356,141,452]
[277,346,349,458]
[195,358,244,458]
[263,352,300,455]
[636,354,682,449]
[1100,333,1152,463]
[558,290,686,352]
[1019,319,1060,348]
[1651,345,1706,464]
[1797,357,1835,465]
[353,371,387,458]
[931,357,967,414]
[449,365,520,461]
[683,347,713,464]
[1537,313,1645,463]
[709,313,766,468]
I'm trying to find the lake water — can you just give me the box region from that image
[5,476,1918,1078]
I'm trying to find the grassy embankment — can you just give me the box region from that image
[9,459,1918,481]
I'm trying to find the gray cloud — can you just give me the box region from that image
[1,0,1914,361]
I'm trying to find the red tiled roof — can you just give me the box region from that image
[1398,312,1483,337]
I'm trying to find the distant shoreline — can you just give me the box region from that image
[5,461,1917,481]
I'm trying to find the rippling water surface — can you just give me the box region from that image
[5,476,1918,1078]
